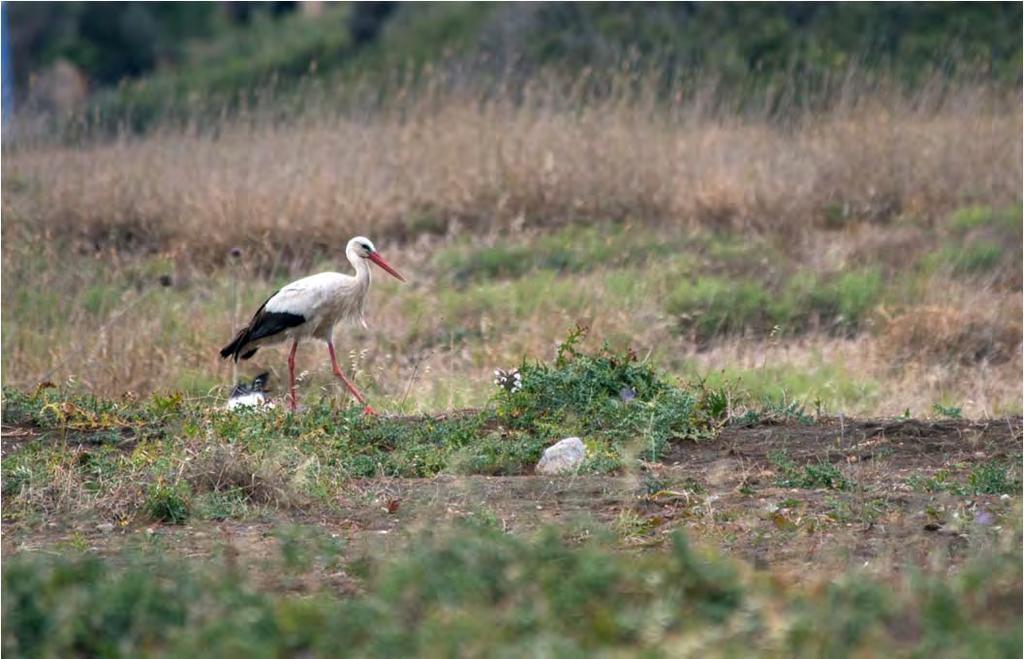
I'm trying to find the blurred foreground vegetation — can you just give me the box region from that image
[4,518,1021,657]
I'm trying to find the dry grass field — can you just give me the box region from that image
[3,77,1021,416]
[2,73,1022,655]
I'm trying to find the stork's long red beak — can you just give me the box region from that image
[369,252,406,282]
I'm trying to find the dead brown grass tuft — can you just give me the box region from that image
[185,443,304,508]
[880,302,1023,366]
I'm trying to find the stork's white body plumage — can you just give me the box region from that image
[220,237,405,413]
[262,269,371,342]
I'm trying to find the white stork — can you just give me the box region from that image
[220,236,405,413]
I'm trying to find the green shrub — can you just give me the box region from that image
[967,461,1021,495]
[495,326,716,463]
[144,481,192,524]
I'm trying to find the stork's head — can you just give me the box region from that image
[348,236,406,282]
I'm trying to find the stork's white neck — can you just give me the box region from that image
[347,247,372,287]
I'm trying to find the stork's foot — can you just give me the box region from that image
[362,405,377,416]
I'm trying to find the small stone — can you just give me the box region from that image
[96,522,115,533]
[536,437,587,475]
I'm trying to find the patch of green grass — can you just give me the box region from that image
[446,431,551,476]
[193,490,251,521]
[948,205,1023,237]
[732,395,814,426]
[692,361,880,417]
[666,266,884,341]
[434,269,587,335]
[814,268,884,327]
[144,481,192,524]
[825,496,891,524]
[918,206,1017,278]
[907,461,1021,496]
[967,461,1022,495]
[81,283,126,317]
[434,224,688,285]
[666,276,773,338]
[907,469,961,494]
[1,464,34,498]
[769,451,849,490]
[923,243,1005,276]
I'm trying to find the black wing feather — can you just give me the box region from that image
[219,290,306,362]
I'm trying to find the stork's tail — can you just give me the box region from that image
[220,290,304,362]
[220,327,259,362]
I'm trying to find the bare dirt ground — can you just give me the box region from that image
[3,417,1021,589]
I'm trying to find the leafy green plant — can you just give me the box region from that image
[967,461,1021,495]
[907,469,962,494]
[144,481,192,524]
[1,464,34,498]
[770,451,849,490]
[932,403,963,419]
[496,326,714,464]
[907,462,1020,496]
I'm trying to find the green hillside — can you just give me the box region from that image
[9,2,1022,132]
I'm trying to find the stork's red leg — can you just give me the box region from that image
[327,341,375,415]
[288,338,299,411]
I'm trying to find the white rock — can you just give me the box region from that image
[96,522,115,533]
[536,437,587,475]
